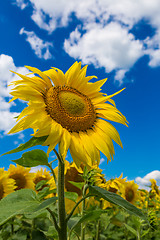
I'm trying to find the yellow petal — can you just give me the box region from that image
[79,131,97,164]
[25,66,52,88]
[44,68,66,86]
[59,129,71,160]
[98,109,128,126]
[95,119,123,148]
[70,133,92,167]
[87,128,111,161]
[43,122,63,156]
[65,62,82,87]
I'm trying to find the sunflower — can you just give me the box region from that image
[148,179,160,209]
[8,62,128,167]
[105,173,126,194]
[33,168,52,191]
[0,169,16,200]
[150,179,160,195]
[8,165,34,190]
[121,180,139,204]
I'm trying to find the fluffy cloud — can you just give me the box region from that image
[15,0,160,30]
[135,170,160,189]
[15,0,160,83]
[19,28,53,59]
[64,22,143,73]
[0,54,28,133]
[13,0,28,10]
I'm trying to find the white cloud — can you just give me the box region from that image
[18,133,25,141]
[16,0,160,31]
[15,0,160,83]
[0,54,29,134]
[0,111,19,133]
[135,170,160,190]
[19,28,53,59]
[14,140,19,145]
[64,22,143,73]
[13,0,28,10]
[148,49,160,67]
[99,158,105,165]
[114,69,127,85]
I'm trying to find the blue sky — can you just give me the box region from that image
[0,0,160,188]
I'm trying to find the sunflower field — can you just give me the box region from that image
[0,162,159,240]
[0,62,159,239]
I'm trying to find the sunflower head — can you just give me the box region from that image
[8,165,34,190]
[64,162,84,196]
[0,169,16,199]
[150,179,160,195]
[9,62,128,167]
[33,168,52,192]
[121,180,139,204]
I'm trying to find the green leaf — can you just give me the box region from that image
[65,192,78,202]
[69,209,105,233]
[89,186,147,220]
[0,189,40,225]
[1,136,48,156]
[45,226,58,238]
[37,187,51,200]
[12,149,48,167]
[124,223,138,237]
[68,181,84,190]
[34,197,58,212]
[35,180,48,191]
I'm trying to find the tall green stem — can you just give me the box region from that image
[80,184,88,240]
[57,151,67,240]
[96,201,102,240]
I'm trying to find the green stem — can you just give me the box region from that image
[57,151,67,240]
[47,207,59,233]
[47,163,57,185]
[95,201,102,240]
[80,184,88,240]
[66,194,91,222]
[95,220,101,240]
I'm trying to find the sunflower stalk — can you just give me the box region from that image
[95,200,102,240]
[81,184,88,240]
[47,162,57,184]
[56,149,67,240]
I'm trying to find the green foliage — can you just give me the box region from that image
[0,189,40,225]
[68,181,84,190]
[69,209,106,235]
[34,197,58,212]
[64,192,78,202]
[12,149,49,167]
[89,186,147,220]
[0,189,58,226]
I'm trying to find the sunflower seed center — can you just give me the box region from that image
[59,91,86,116]
[44,86,96,132]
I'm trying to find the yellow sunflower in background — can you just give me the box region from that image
[8,165,34,190]
[150,179,160,195]
[8,62,128,167]
[106,173,126,194]
[33,168,52,191]
[0,169,16,200]
[121,180,139,204]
